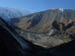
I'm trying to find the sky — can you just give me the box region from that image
[0,0,75,12]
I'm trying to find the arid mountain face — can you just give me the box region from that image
[0,17,75,56]
[0,17,54,56]
[0,9,75,56]
[11,9,75,48]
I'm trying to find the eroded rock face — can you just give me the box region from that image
[0,17,54,56]
[11,9,75,48]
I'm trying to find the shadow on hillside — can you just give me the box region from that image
[48,39,75,56]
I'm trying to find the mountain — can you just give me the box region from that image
[0,7,31,23]
[0,10,75,56]
[11,9,75,48]
[0,17,53,56]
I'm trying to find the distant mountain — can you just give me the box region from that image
[12,9,75,48]
[0,7,31,23]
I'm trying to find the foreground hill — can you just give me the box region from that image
[0,17,55,56]
[0,16,75,56]
[11,9,75,48]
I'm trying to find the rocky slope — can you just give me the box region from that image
[11,9,75,48]
[1,17,75,56]
[0,17,54,56]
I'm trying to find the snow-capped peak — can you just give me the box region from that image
[59,8,64,12]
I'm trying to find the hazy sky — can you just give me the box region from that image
[0,0,74,12]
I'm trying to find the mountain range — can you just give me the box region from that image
[11,9,75,48]
[0,12,75,56]
[0,8,75,56]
